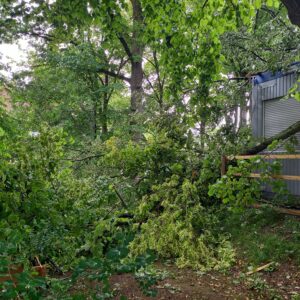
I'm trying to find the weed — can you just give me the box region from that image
[244,274,282,300]
[135,267,169,297]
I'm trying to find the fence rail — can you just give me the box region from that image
[233,154,300,160]
[221,154,300,181]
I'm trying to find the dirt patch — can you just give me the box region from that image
[109,261,300,300]
[58,260,300,299]
[262,261,300,299]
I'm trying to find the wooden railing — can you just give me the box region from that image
[221,154,300,181]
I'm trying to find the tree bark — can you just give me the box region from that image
[240,103,248,128]
[130,0,144,114]
[101,75,109,135]
[234,106,239,131]
[200,121,206,151]
[242,120,300,155]
[93,101,98,139]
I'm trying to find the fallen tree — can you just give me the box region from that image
[242,120,300,155]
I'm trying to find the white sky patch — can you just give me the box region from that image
[29,131,40,137]
[0,39,32,78]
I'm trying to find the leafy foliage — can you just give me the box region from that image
[0,0,299,298]
[209,152,294,208]
[0,125,82,265]
[131,175,235,271]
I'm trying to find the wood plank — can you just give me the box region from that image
[234,173,300,181]
[246,262,273,275]
[233,154,300,160]
[252,203,300,217]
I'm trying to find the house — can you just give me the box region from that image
[251,64,300,197]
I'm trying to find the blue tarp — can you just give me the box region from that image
[252,62,300,85]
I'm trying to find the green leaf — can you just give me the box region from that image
[0,127,5,137]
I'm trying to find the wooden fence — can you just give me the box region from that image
[221,154,300,181]
[220,154,300,216]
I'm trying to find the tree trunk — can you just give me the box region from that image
[237,71,248,129]
[240,104,247,128]
[225,112,231,127]
[101,75,109,135]
[200,121,206,151]
[93,101,97,139]
[130,0,144,115]
[242,120,300,155]
[234,106,239,131]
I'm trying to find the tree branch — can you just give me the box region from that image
[113,185,128,209]
[63,154,103,162]
[202,0,209,9]
[117,35,133,62]
[96,67,131,82]
[28,31,54,42]
[143,71,161,104]
[214,77,248,83]
[235,44,268,63]
[242,120,300,155]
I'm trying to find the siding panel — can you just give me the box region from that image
[260,73,295,101]
[252,71,300,197]
[264,98,300,152]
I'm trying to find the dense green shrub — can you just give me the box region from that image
[0,124,100,267]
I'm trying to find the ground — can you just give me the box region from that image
[66,208,300,300]
[110,261,300,300]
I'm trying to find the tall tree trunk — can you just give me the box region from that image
[130,0,144,115]
[101,75,109,135]
[237,71,248,129]
[93,101,97,139]
[234,106,239,131]
[200,121,206,151]
[225,112,232,127]
[240,104,247,127]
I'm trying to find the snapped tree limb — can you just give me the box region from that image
[242,120,300,155]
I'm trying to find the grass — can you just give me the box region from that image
[217,206,300,266]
